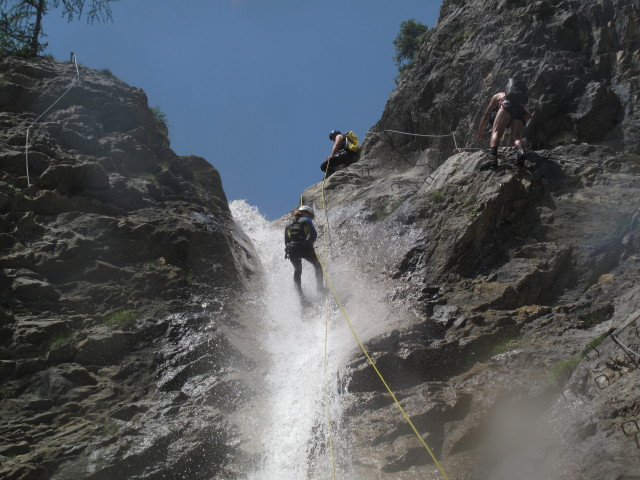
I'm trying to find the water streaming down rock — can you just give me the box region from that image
[230,200,346,479]
[3,0,640,476]
[230,200,407,479]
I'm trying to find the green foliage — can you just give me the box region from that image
[372,198,405,220]
[104,310,138,330]
[429,190,444,203]
[151,105,167,124]
[462,196,479,218]
[393,18,429,80]
[151,105,168,132]
[462,197,476,209]
[585,333,609,351]
[549,331,614,386]
[491,337,522,356]
[48,331,73,350]
[549,356,582,385]
[0,0,115,57]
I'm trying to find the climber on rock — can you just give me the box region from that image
[284,205,324,298]
[476,78,533,169]
[320,130,359,178]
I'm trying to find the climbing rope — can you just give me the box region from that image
[313,250,450,480]
[367,129,454,139]
[25,52,80,186]
[366,127,486,162]
[312,159,450,479]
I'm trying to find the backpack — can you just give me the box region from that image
[344,131,360,153]
[285,218,310,246]
[505,78,528,105]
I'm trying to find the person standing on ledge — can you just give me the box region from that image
[284,205,324,297]
[320,130,358,177]
[477,77,532,169]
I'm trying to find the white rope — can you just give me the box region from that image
[368,129,453,139]
[25,52,80,186]
[366,128,486,154]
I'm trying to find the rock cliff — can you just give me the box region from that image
[0,56,258,479]
[300,0,640,478]
[2,0,640,478]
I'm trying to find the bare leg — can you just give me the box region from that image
[509,119,524,146]
[491,108,512,148]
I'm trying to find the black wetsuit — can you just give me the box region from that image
[320,137,357,177]
[284,217,323,291]
[500,93,528,124]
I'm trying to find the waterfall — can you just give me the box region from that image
[231,200,356,479]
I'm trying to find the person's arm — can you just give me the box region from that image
[304,218,318,242]
[476,93,504,140]
[329,134,344,157]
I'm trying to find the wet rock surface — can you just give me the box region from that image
[304,144,640,478]
[300,0,640,477]
[0,56,258,479]
[306,153,640,478]
[2,0,640,477]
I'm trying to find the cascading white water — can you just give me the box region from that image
[230,199,415,479]
[231,200,355,479]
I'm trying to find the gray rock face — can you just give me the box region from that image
[365,0,640,169]
[0,56,258,479]
[3,0,640,477]
[304,149,640,478]
[296,0,640,477]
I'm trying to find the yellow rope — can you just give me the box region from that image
[315,152,448,477]
[313,251,450,480]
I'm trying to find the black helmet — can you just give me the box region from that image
[329,130,341,140]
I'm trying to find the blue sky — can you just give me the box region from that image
[43,0,441,219]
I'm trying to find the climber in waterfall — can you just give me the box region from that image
[320,130,358,178]
[284,205,324,296]
[476,78,532,169]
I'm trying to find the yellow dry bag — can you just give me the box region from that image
[345,131,360,152]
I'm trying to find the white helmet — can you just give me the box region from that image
[297,205,315,218]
